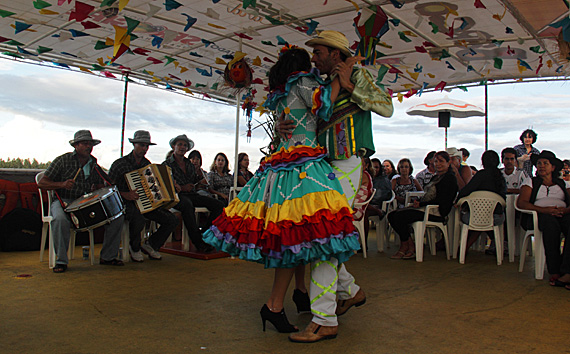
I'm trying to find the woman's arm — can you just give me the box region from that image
[517,185,563,216]
[414,178,423,191]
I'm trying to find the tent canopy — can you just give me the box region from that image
[0,0,568,106]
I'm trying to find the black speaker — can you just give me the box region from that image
[438,111,450,128]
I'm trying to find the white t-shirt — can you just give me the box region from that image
[521,177,570,208]
[501,168,527,190]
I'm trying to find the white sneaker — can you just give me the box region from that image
[129,246,144,262]
[140,242,162,260]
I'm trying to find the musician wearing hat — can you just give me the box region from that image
[108,130,178,262]
[38,130,125,273]
[162,134,223,253]
[517,150,570,289]
[271,31,393,343]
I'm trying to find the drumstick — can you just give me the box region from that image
[72,168,81,181]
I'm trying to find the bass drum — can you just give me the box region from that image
[65,186,124,231]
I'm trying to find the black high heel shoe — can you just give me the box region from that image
[260,304,299,333]
[292,289,310,313]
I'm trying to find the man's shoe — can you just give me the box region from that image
[129,246,144,262]
[196,242,215,253]
[336,289,366,316]
[288,322,337,343]
[140,242,162,260]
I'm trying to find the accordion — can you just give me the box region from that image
[124,164,179,213]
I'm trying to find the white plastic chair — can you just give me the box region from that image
[411,205,451,262]
[36,172,93,267]
[229,186,243,200]
[455,191,506,265]
[514,195,546,280]
[405,191,425,207]
[370,191,395,253]
[353,189,376,258]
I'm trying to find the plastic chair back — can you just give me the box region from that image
[353,189,376,258]
[461,191,505,231]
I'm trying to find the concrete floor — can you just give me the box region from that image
[1,234,569,354]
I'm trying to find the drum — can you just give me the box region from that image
[65,186,124,231]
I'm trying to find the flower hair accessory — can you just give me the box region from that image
[279,44,300,57]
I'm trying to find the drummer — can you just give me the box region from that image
[108,130,178,262]
[38,130,125,273]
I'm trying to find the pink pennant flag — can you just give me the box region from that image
[103,71,116,78]
[474,0,486,8]
[58,0,72,5]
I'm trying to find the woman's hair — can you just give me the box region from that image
[519,129,537,144]
[268,48,312,91]
[423,151,436,166]
[481,150,506,193]
[362,157,374,176]
[210,152,230,173]
[397,158,414,175]
[563,159,570,169]
[188,150,202,165]
[238,152,249,170]
[370,158,383,177]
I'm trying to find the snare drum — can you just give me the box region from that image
[65,186,125,231]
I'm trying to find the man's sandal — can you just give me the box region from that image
[53,264,67,273]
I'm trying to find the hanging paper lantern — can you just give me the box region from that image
[353,5,389,65]
[224,51,253,88]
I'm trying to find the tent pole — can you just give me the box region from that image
[120,73,129,157]
[232,39,243,199]
[484,83,488,151]
[445,127,448,150]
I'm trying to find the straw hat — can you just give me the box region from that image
[169,134,194,150]
[69,130,101,146]
[128,130,156,145]
[305,30,352,57]
[446,147,463,159]
[530,150,563,171]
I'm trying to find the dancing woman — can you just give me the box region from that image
[203,46,360,332]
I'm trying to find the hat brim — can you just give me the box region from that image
[531,153,563,170]
[128,138,156,145]
[169,137,194,150]
[69,139,101,146]
[305,38,352,58]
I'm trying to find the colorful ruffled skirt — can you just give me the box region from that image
[202,144,360,268]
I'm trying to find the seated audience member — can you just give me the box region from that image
[207,152,234,205]
[108,130,178,262]
[38,130,125,273]
[392,158,422,209]
[516,150,570,290]
[416,151,436,189]
[189,150,213,197]
[363,158,393,247]
[447,147,472,189]
[563,159,570,182]
[237,152,254,187]
[456,150,507,252]
[514,129,539,177]
[353,157,374,222]
[501,147,528,194]
[383,159,397,180]
[163,134,224,253]
[387,151,458,259]
[460,148,470,166]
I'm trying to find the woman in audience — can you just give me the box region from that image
[562,159,570,182]
[392,158,422,208]
[387,151,458,259]
[363,158,393,248]
[514,129,539,177]
[516,150,570,289]
[456,150,506,252]
[383,159,397,180]
[207,152,233,204]
[416,151,436,188]
[189,150,212,197]
[353,157,374,251]
[237,152,254,187]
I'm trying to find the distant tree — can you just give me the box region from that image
[0,157,51,169]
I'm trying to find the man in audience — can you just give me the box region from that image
[37,130,124,273]
[447,147,472,189]
[501,147,528,194]
[416,151,436,188]
[108,130,178,262]
[460,148,470,166]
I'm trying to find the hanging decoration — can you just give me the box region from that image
[353,5,389,65]
[241,89,257,142]
[224,51,253,89]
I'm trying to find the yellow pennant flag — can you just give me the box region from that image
[119,0,129,12]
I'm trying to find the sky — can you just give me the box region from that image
[1,57,569,174]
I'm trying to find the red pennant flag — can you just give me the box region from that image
[387,88,394,96]
[252,78,264,85]
[474,0,486,9]
[415,46,427,53]
[147,57,164,64]
[434,81,447,91]
[388,67,403,74]
[404,89,417,98]
[169,74,181,80]
[81,21,100,30]
[423,41,436,47]
[234,32,253,40]
[69,1,94,22]
[263,57,275,63]
[103,71,116,78]
[133,48,150,56]
[184,80,192,87]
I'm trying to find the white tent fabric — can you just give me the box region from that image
[0,0,568,106]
